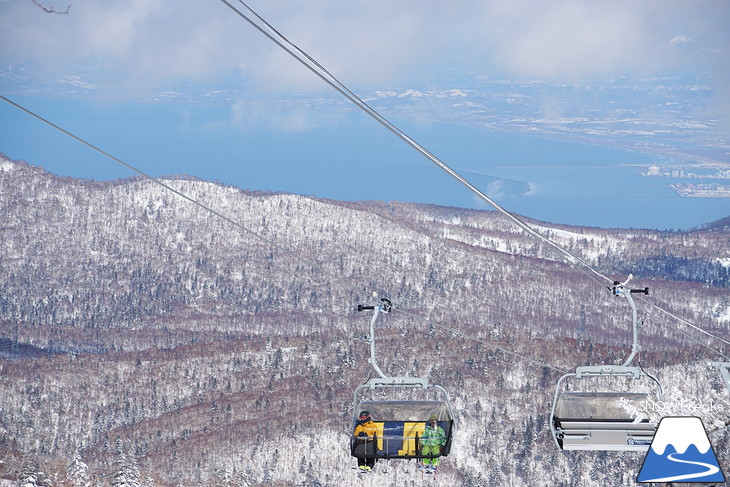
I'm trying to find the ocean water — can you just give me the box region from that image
[1,97,727,230]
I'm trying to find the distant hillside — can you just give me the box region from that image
[0,155,727,486]
[696,215,730,232]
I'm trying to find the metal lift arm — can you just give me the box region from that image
[353,298,455,420]
[610,274,649,368]
[356,298,432,389]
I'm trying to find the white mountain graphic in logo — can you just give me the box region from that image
[637,416,725,483]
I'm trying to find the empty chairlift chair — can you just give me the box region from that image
[551,370,659,451]
[550,277,663,452]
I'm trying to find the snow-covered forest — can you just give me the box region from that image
[0,155,728,486]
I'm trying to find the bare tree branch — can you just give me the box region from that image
[31,0,71,14]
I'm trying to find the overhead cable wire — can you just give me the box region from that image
[0,94,572,373]
[574,264,727,358]
[217,0,730,358]
[636,294,730,351]
[647,322,727,359]
[577,269,728,359]
[5,6,727,368]
[217,0,613,286]
[0,94,340,283]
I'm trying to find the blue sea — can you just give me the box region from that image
[1,97,727,230]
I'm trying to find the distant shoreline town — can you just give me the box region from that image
[671,183,730,198]
[640,165,730,198]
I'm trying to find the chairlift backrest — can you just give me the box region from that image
[552,391,657,451]
[354,400,453,423]
[351,400,454,459]
[554,392,652,421]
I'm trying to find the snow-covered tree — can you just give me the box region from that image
[16,460,38,487]
[66,451,90,487]
[110,440,141,487]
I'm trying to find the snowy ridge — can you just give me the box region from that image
[1,156,729,487]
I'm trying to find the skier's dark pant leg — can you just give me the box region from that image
[355,440,375,468]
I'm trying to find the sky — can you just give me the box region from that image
[1,0,729,229]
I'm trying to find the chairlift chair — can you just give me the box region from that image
[352,399,455,459]
[550,277,663,451]
[351,299,455,461]
[551,368,660,451]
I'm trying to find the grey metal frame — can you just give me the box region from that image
[550,383,659,451]
[550,277,663,451]
[351,301,456,450]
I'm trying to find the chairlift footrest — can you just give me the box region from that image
[575,365,642,379]
[367,377,430,389]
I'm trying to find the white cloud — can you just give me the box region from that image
[1,0,727,102]
[485,180,509,199]
[474,0,715,80]
[0,0,259,90]
[669,35,691,47]
[229,97,348,132]
[56,75,95,90]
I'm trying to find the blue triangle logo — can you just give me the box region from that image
[637,416,726,483]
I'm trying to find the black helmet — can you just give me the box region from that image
[359,410,370,417]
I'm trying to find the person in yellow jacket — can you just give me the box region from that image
[353,410,377,472]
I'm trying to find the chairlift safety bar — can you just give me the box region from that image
[576,365,643,379]
[363,377,430,389]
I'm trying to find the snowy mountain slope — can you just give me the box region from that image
[0,155,727,486]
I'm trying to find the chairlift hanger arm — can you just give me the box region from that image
[357,298,393,380]
[609,274,649,296]
[356,298,392,313]
[608,276,649,368]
